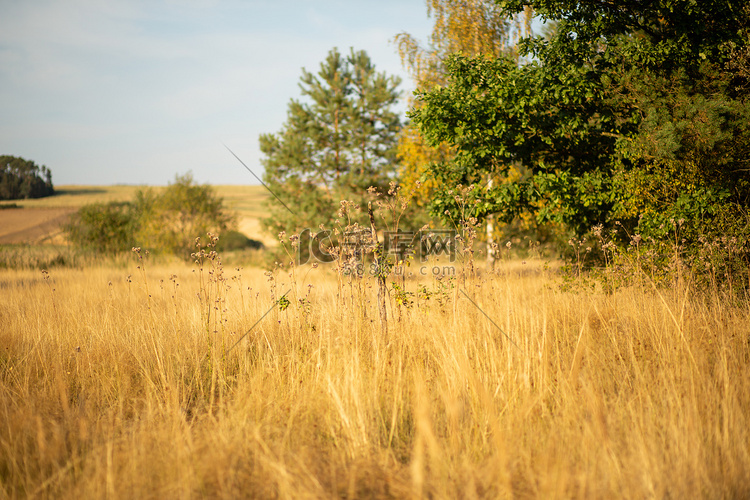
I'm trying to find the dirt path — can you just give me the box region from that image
[0,207,76,244]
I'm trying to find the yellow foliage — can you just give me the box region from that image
[394,0,533,203]
[397,123,454,204]
[394,0,529,86]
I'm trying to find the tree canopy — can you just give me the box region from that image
[394,0,532,202]
[260,47,402,234]
[411,0,750,247]
[0,155,54,200]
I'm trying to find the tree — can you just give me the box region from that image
[0,156,54,200]
[411,0,750,250]
[260,47,402,234]
[393,0,532,201]
[65,202,135,254]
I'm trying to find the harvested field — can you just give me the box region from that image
[0,207,75,244]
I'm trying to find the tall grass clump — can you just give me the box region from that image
[1,224,749,498]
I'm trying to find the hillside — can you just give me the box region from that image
[0,185,271,246]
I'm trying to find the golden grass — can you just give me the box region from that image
[1,257,749,498]
[213,185,270,220]
[9,184,268,220]
[8,185,150,208]
[212,185,272,246]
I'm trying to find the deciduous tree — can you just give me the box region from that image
[411,0,750,251]
[393,0,532,201]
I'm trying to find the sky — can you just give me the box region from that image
[0,0,433,186]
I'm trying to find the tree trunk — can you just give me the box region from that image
[487,176,495,270]
[368,202,388,335]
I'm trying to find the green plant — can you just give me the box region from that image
[260,47,403,235]
[137,173,234,259]
[65,173,235,259]
[65,202,137,254]
[410,0,750,285]
[216,230,263,252]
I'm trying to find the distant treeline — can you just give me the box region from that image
[0,155,54,200]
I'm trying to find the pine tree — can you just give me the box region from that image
[0,156,55,200]
[260,48,402,234]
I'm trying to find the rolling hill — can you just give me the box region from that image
[0,185,271,246]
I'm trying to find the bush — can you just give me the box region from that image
[216,230,264,252]
[137,174,234,258]
[64,202,136,254]
[65,173,236,259]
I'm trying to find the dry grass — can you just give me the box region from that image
[1,256,749,499]
[213,185,270,220]
[0,208,76,245]
[9,184,268,219]
[6,185,151,209]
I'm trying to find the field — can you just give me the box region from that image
[0,208,76,245]
[1,186,749,498]
[1,249,749,498]
[0,185,272,247]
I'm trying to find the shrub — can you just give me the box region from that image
[64,202,136,254]
[216,230,264,252]
[65,173,236,259]
[134,174,234,259]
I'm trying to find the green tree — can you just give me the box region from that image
[411,0,750,247]
[259,47,402,234]
[393,0,532,201]
[136,173,234,258]
[0,156,54,200]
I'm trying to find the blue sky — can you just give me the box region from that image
[0,0,432,185]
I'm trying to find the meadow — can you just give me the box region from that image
[1,244,749,498]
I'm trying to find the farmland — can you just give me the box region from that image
[0,184,271,247]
